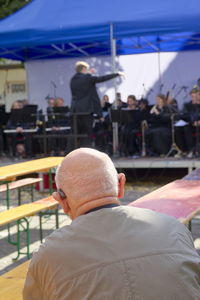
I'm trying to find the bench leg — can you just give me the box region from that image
[31,185,34,202]
[39,208,59,243]
[39,212,43,243]
[7,224,13,244]
[18,188,21,206]
[49,169,53,195]
[6,182,10,209]
[188,220,192,231]
[7,218,31,260]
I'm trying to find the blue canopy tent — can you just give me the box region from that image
[0,0,200,61]
[1,0,200,153]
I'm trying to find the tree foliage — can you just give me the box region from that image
[0,0,32,19]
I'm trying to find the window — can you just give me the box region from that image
[11,83,26,93]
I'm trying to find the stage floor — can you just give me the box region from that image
[113,157,200,173]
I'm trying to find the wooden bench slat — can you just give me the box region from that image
[0,178,42,193]
[1,260,30,279]
[0,277,24,300]
[0,261,29,300]
[0,196,58,226]
[0,157,63,181]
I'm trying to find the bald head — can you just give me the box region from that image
[56,148,118,203]
[54,148,125,219]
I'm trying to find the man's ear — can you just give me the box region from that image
[52,191,70,214]
[118,173,126,199]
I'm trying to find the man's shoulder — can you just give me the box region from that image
[118,205,188,235]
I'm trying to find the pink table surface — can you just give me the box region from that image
[128,180,200,223]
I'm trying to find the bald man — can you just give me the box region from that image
[23,148,200,300]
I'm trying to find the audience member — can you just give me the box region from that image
[23,148,200,300]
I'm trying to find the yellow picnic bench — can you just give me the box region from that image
[0,157,64,182]
[0,157,64,205]
[0,177,42,208]
[0,157,64,260]
[0,196,59,260]
[0,261,29,300]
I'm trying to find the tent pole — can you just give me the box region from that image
[158,51,162,85]
[110,23,119,156]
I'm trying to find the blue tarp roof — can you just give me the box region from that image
[0,0,200,61]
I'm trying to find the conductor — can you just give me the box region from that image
[70,61,124,147]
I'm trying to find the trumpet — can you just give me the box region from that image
[141,120,148,157]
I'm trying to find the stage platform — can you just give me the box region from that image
[0,156,200,174]
[112,157,200,173]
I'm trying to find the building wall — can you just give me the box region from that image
[0,67,27,111]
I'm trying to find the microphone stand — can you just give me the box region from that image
[174,87,183,98]
[165,113,182,158]
[159,84,164,93]
[183,87,190,100]
[147,89,153,98]
[51,81,57,98]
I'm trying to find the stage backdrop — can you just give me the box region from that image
[25,50,200,113]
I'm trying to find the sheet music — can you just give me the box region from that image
[174,120,188,127]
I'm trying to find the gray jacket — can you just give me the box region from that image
[23,206,200,300]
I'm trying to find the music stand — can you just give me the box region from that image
[120,109,142,128]
[0,105,10,127]
[110,109,121,123]
[23,105,38,125]
[10,106,38,126]
[47,106,70,126]
[10,109,24,126]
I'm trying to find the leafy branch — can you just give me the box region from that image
[0,0,32,19]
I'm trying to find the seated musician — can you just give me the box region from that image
[93,95,112,154]
[6,100,37,158]
[47,97,55,113]
[145,94,172,156]
[175,88,200,158]
[120,95,142,157]
[47,97,69,155]
[6,101,26,158]
[166,95,178,111]
[138,98,151,117]
[101,95,112,112]
[116,92,128,109]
